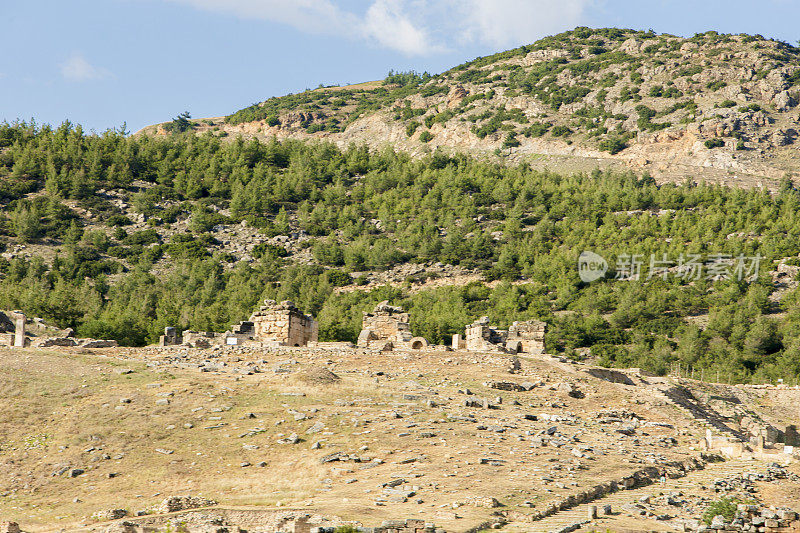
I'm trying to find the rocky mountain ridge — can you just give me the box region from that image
[141,28,800,188]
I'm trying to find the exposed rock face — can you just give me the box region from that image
[149,29,800,189]
[446,85,468,109]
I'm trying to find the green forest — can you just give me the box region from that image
[2,120,800,383]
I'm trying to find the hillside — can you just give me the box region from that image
[7,27,800,533]
[4,28,800,384]
[2,345,800,533]
[143,28,800,188]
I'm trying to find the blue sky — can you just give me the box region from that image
[1,0,798,133]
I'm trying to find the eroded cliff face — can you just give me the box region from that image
[141,29,800,189]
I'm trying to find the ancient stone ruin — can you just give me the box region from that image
[244,300,318,347]
[159,300,318,348]
[460,317,545,354]
[0,310,28,348]
[12,311,25,347]
[159,327,182,347]
[0,311,116,349]
[463,316,507,352]
[0,311,26,348]
[507,320,546,354]
[357,301,428,351]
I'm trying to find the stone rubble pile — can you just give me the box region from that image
[711,464,800,495]
[698,504,800,532]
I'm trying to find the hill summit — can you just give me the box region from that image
[145,28,800,187]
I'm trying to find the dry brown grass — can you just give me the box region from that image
[1,347,799,533]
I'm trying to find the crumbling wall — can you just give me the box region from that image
[182,331,216,349]
[249,300,318,347]
[507,320,546,354]
[462,317,546,354]
[159,301,318,349]
[0,311,28,348]
[357,301,424,350]
[464,317,507,352]
[159,327,182,347]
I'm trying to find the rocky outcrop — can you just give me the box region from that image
[142,29,800,190]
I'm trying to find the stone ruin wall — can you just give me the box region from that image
[507,320,546,354]
[464,318,545,354]
[357,301,434,351]
[0,311,116,349]
[357,301,425,350]
[159,300,318,348]
[361,312,411,341]
[75,511,442,533]
[155,302,546,354]
[0,311,26,348]
[464,318,507,353]
[251,302,318,347]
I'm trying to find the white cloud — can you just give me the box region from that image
[60,53,111,82]
[454,0,592,48]
[165,0,592,55]
[363,0,438,55]
[166,0,355,35]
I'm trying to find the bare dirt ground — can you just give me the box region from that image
[1,346,799,533]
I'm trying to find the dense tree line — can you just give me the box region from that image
[1,120,800,382]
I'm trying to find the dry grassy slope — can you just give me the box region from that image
[140,29,800,189]
[2,346,800,533]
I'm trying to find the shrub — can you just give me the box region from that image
[702,498,742,525]
[717,99,736,108]
[419,131,434,143]
[599,136,628,154]
[502,132,521,148]
[523,122,551,137]
[10,204,41,243]
[551,125,572,137]
[106,214,133,227]
[164,111,194,133]
[636,105,671,132]
[123,229,160,246]
[738,104,762,113]
[166,240,209,259]
[325,269,353,287]
[251,243,289,259]
[312,239,344,266]
[705,138,725,149]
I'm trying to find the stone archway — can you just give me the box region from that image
[507,341,523,354]
[410,337,428,350]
